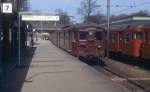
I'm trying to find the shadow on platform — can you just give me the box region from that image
[1,47,36,92]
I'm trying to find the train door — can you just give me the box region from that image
[63,31,65,49]
[133,30,143,57]
[79,31,88,54]
[123,31,132,56]
[71,31,78,56]
[65,31,69,51]
[58,31,60,47]
[111,32,119,52]
[142,30,150,59]
[116,32,120,52]
[95,31,104,57]
[87,30,96,55]
[68,30,72,52]
[119,31,123,52]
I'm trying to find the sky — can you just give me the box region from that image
[28,0,150,22]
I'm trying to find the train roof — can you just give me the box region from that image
[75,23,102,28]
[61,23,103,31]
[102,17,150,29]
[61,25,74,31]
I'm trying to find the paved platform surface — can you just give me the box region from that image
[3,39,128,92]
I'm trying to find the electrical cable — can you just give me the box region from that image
[113,1,150,14]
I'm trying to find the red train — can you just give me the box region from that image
[50,17,150,65]
[109,17,150,64]
[142,26,150,61]
[50,24,105,65]
[110,25,145,59]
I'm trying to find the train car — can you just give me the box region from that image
[59,30,65,49]
[50,18,150,65]
[109,29,121,56]
[111,26,144,59]
[50,24,105,65]
[50,31,58,46]
[72,24,105,65]
[63,26,73,53]
[141,26,150,62]
[50,25,75,53]
[109,17,150,63]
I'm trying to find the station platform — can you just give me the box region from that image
[3,39,128,92]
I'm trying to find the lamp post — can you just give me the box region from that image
[106,0,110,59]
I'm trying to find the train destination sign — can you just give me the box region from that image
[22,15,59,21]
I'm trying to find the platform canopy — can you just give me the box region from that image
[111,17,150,24]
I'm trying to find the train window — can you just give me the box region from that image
[127,25,131,29]
[134,32,142,39]
[95,32,102,40]
[80,32,88,40]
[124,32,130,43]
[72,32,76,42]
[147,32,150,44]
[110,33,114,42]
[111,32,117,43]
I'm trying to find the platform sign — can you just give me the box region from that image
[1,3,12,13]
[22,15,59,21]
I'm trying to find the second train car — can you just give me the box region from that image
[109,17,150,64]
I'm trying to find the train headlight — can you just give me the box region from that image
[98,45,101,48]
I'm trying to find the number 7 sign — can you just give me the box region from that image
[1,3,12,13]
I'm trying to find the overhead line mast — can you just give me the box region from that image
[106,0,110,59]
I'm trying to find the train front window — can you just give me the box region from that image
[80,32,88,40]
[134,32,142,40]
[95,32,102,40]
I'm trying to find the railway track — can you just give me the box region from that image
[94,66,150,92]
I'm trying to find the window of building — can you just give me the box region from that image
[80,32,88,40]
[95,32,103,40]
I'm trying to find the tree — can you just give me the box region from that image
[131,10,149,17]
[110,14,128,21]
[21,0,30,11]
[84,13,105,24]
[110,10,150,22]
[78,0,101,23]
[55,9,72,25]
[15,0,29,11]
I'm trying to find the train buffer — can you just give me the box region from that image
[2,38,128,92]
